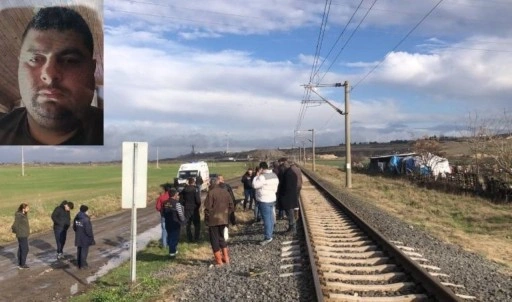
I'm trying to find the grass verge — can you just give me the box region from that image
[70,178,252,301]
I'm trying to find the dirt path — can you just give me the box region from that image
[0,204,162,302]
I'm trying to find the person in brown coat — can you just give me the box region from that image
[204,177,235,265]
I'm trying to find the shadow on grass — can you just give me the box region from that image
[136,251,170,262]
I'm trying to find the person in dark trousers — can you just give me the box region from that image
[278,163,300,235]
[241,168,255,210]
[73,205,95,269]
[180,177,202,242]
[163,188,186,257]
[195,174,204,192]
[289,162,303,220]
[11,203,30,269]
[276,158,288,220]
[155,183,172,248]
[51,200,74,259]
[204,178,235,266]
[252,166,262,222]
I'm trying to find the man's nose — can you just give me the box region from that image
[40,58,61,85]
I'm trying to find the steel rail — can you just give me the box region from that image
[300,167,462,302]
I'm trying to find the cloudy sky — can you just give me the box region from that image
[1,0,511,163]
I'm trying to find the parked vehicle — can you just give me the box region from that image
[174,161,210,192]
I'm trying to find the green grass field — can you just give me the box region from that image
[0,161,251,242]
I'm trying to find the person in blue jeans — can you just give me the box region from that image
[155,184,172,248]
[163,188,185,257]
[252,162,279,245]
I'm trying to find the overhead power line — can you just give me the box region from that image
[352,0,445,91]
[309,0,332,84]
[311,0,365,82]
[318,0,378,84]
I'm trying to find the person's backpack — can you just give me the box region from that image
[162,199,176,214]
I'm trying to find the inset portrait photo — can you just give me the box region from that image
[0,1,103,145]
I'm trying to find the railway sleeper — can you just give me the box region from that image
[323,272,407,282]
[311,235,370,242]
[317,245,379,253]
[325,292,429,302]
[317,256,391,266]
[324,281,420,293]
[316,250,385,259]
[309,230,366,238]
[317,240,375,247]
[319,263,399,274]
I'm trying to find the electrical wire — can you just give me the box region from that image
[318,0,378,84]
[309,0,333,84]
[311,0,365,82]
[352,0,445,91]
[297,0,332,133]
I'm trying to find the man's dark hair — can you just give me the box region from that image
[22,6,94,55]
[259,161,269,169]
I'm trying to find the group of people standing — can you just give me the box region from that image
[11,201,95,270]
[155,175,235,266]
[155,159,302,266]
[243,158,303,246]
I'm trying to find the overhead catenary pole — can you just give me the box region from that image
[299,142,302,164]
[302,141,306,163]
[311,129,316,172]
[302,81,352,188]
[344,81,352,188]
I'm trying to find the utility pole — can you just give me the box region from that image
[21,146,25,176]
[302,141,306,163]
[299,143,302,164]
[156,147,160,169]
[344,81,351,188]
[311,129,316,172]
[302,81,351,188]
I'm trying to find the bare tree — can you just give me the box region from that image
[465,110,512,178]
[411,136,444,157]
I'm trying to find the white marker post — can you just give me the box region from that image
[122,142,148,283]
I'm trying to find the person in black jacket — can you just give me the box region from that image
[73,205,95,269]
[163,188,185,258]
[51,200,74,259]
[241,169,255,210]
[11,203,30,269]
[180,177,202,242]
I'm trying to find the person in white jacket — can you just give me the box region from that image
[252,162,279,245]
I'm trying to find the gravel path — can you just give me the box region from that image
[159,215,316,302]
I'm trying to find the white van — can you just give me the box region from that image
[175,161,210,191]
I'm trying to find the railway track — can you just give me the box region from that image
[299,169,463,302]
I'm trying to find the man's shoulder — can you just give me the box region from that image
[262,171,278,179]
[0,108,29,145]
[79,106,103,145]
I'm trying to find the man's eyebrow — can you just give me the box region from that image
[23,47,88,58]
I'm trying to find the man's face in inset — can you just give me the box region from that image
[18,29,96,131]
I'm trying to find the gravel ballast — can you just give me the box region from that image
[158,173,511,302]
[160,216,316,302]
[315,174,512,302]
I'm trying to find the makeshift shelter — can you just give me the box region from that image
[368,153,416,174]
